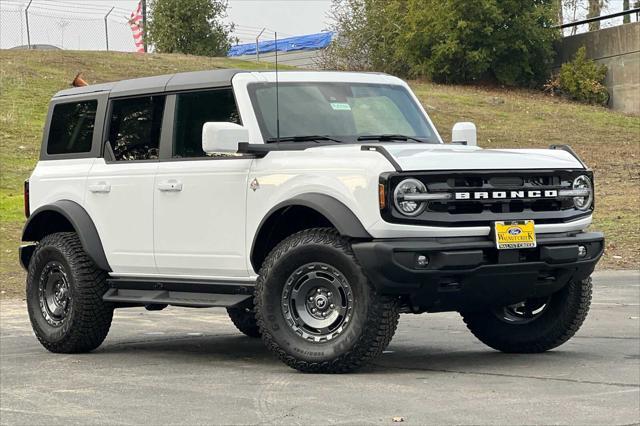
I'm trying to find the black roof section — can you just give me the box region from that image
[53,68,247,98]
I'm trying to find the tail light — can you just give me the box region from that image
[24,179,30,218]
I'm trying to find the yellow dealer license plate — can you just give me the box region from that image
[494,220,536,250]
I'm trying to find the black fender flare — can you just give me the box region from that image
[22,200,111,271]
[250,193,372,270]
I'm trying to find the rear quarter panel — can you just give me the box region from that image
[29,158,96,212]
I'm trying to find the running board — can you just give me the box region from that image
[103,288,251,308]
[104,277,255,308]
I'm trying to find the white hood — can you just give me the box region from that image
[379,144,584,171]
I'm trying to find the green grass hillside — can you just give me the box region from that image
[1,50,639,297]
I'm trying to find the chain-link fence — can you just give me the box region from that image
[0,1,306,55]
[0,1,303,55]
[1,1,137,52]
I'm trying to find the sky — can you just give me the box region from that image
[226,0,333,41]
[0,0,636,51]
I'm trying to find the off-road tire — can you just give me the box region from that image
[461,277,592,353]
[255,228,399,373]
[227,303,261,338]
[26,232,113,353]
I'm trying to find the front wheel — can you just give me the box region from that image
[255,228,399,373]
[461,277,592,353]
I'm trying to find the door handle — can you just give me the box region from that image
[88,182,111,193]
[157,180,183,192]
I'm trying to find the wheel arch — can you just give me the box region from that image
[250,193,371,273]
[22,200,111,271]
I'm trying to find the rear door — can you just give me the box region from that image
[153,88,252,278]
[84,94,166,275]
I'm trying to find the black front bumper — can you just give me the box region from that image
[352,232,604,313]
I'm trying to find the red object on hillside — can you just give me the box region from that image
[72,72,88,87]
[129,1,145,53]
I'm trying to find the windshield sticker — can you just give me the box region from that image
[330,102,351,111]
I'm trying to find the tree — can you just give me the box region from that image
[323,0,559,87]
[623,0,630,24]
[562,0,582,35]
[319,0,374,71]
[587,0,604,31]
[319,0,404,73]
[557,46,608,104]
[146,0,233,56]
[557,0,564,27]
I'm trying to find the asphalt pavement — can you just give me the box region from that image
[1,270,638,425]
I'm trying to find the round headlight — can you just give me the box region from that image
[394,178,427,216]
[572,175,593,210]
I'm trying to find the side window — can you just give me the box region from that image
[47,100,97,155]
[108,95,165,161]
[173,88,240,158]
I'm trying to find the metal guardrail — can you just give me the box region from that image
[553,8,640,29]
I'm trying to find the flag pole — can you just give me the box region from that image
[142,0,147,53]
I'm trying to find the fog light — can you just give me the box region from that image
[578,245,587,258]
[416,255,429,268]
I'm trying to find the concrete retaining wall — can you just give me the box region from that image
[556,22,640,115]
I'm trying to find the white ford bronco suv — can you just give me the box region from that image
[21,70,603,373]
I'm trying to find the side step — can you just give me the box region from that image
[103,288,251,308]
[104,277,255,308]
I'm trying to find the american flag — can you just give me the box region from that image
[129,1,145,53]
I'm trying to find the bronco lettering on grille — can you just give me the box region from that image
[454,190,558,200]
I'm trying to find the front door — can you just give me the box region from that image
[153,88,252,278]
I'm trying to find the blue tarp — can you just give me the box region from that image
[228,32,333,57]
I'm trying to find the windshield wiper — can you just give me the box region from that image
[357,134,428,143]
[265,135,345,144]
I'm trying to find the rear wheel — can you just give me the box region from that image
[227,302,261,338]
[255,228,399,373]
[461,277,592,353]
[26,232,113,353]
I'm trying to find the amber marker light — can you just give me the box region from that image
[378,184,386,209]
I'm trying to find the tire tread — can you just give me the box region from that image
[254,228,399,373]
[462,277,592,353]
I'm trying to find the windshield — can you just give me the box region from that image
[247,82,439,144]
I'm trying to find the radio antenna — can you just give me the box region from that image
[275,32,280,143]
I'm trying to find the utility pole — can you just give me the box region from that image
[105,7,114,51]
[142,0,148,53]
[25,0,33,49]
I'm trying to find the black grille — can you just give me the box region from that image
[382,170,592,227]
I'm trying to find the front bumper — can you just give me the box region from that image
[352,231,604,313]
